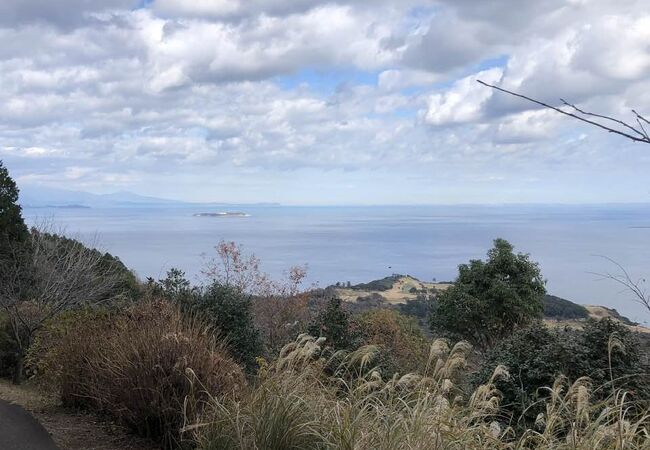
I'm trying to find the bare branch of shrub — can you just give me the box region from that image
[590,255,650,317]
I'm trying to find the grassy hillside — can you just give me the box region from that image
[332,275,644,332]
[336,275,451,305]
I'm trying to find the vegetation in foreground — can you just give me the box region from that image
[189,334,649,450]
[0,160,649,449]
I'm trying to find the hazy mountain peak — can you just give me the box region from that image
[19,185,182,207]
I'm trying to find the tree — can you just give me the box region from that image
[194,282,263,373]
[0,160,29,251]
[201,240,310,359]
[430,238,546,349]
[477,83,650,320]
[0,161,31,382]
[308,297,359,351]
[0,228,129,382]
[0,161,31,347]
[148,268,198,313]
[202,240,268,295]
[252,292,310,357]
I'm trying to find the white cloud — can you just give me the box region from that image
[0,0,137,28]
[378,69,439,91]
[0,0,649,203]
[140,5,397,88]
[571,15,650,81]
[424,67,502,125]
[152,0,429,21]
[492,109,561,144]
[152,0,321,20]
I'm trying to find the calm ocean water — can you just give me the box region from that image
[23,204,650,324]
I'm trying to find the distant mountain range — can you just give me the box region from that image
[19,186,186,208]
[18,185,281,208]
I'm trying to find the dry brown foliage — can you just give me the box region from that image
[28,300,245,448]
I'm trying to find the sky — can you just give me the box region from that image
[1,0,650,205]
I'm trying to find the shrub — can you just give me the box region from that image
[356,309,430,376]
[473,322,573,424]
[190,334,476,450]
[395,294,434,331]
[194,283,263,373]
[28,300,245,448]
[25,307,113,385]
[252,293,311,357]
[576,318,647,391]
[307,297,360,351]
[476,318,649,427]
[0,312,18,378]
[190,334,650,449]
[1,228,139,383]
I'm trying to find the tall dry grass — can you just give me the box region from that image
[187,334,650,450]
[28,300,245,448]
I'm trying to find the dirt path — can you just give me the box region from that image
[0,380,159,450]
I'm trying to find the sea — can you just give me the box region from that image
[22,203,650,325]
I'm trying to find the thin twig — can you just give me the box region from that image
[560,99,647,140]
[633,110,650,126]
[589,255,650,317]
[477,80,650,144]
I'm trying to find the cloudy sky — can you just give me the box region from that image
[2,0,649,205]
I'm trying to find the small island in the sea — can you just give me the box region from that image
[193,211,250,217]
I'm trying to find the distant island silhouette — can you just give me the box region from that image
[193,212,250,217]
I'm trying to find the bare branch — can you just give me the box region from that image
[201,240,307,297]
[477,80,650,144]
[635,117,649,139]
[590,255,650,317]
[633,110,650,127]
[560,98,648,140]
[0,224,128,361]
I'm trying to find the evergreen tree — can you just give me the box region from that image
[0,159,30,301]
[430,238,546,349]
[0,160,31,383]
[0,160,29,254]
[195,282,263,373]
[308,297,358,350]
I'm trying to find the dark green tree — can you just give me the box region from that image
[430,238,546,349]
[0,160,30,300]
[148,268,198,313]
[159,268,192,297]
[0,160,31,382]
[0,160,29,250]
[308,297,359,350]
[195,282,262,373]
